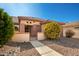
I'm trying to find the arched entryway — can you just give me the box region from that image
[25,25,39,40]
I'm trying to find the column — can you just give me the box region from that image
[19,23,25,33]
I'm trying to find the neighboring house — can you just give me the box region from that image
[63,22,79,38]
[12,16,65,42]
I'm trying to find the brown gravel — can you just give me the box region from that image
[0,42,40,56]
[40,37,79,56]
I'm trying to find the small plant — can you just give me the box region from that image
[43,22,62,39]
[65,29,75,38]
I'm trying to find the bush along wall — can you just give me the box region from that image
[0,8,14,47]
[65,29,75,38]
[43,22,62,40]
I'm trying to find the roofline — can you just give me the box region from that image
[12,16,65,25]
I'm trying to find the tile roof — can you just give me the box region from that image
[13,16,65,25]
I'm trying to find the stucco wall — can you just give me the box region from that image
[12,33,30,42]
[63,27,79,39]
[19,24,25,33]
[37,32,46,40]
[21,20,40,25]
[73,29,79,38]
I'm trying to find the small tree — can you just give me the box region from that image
[0,8,14,47]
[43,22,62,39]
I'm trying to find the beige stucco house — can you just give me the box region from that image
[12,16,64,42]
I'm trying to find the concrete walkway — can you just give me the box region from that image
[30,40,63,56]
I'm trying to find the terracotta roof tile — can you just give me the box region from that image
[18,16,65,25]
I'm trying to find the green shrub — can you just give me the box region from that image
[43,22,62,39]
[0,8,14,47]
[65,29,75,38]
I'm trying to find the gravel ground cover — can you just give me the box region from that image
[0,41,40,56]
[40,37,79,56]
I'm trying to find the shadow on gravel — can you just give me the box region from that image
[6,41,34,52]
[40,37,79,49]
[57,38,79,48]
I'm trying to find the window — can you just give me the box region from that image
[27,22,28,23]
[30,22,31,23]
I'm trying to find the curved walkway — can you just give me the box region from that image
[30,40,63,56]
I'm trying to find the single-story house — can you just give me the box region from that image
[12,16,65,42]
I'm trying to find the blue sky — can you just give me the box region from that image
[0,3,79,23]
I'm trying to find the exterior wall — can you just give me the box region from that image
[12,17,20,33]
[19,20,40,33]
[37,24,46,40]
[60,28,64,37]
[73,29,79,38]
[63,22,79,38]
[12,33,30,42]
[37,32,46,40]
[20,20,40,25]
[19,23,25,33]
[63,27,79,38]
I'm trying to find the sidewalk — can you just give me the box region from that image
[30,40,63,56]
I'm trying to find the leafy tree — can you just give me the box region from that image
[43,22,62,39]
[0,8,14,47]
